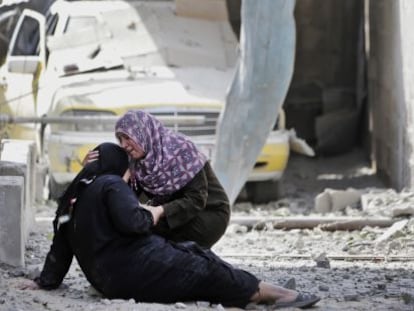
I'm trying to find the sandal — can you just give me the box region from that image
[274,292,320,309]
[283,277,296,290]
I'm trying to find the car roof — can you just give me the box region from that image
[50,0,133,16]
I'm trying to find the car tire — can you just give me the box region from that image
[245,180,280,204]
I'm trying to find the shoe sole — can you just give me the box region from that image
[274,296,321,309]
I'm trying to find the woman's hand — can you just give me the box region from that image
[81,150,99,166]
[141,204,164,225]
[122,169,131,183]
[18,280,40,290]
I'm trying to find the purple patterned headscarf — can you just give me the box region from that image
[115,110,207,195]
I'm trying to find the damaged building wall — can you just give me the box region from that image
[292,0,360,89]
[285,0,363,152]
[368,0,414,190]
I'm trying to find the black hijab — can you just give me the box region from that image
[55,142,129,229]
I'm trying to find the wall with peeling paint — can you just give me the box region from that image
[368,0,414,190]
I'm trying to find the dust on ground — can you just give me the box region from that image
[1,149,414,311]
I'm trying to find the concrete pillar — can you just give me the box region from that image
[0,176,25,267]
[0,139,37,234]
[0,161,32,242]
[1,139,37,200]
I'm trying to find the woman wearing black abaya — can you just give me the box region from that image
[20,143,320,309]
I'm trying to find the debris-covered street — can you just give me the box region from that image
[1,150,414,311]
[1,0,414,310]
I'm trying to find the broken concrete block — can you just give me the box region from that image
[0,176,25,267]
[314,191,331,213]
[0,161,32,241]
[329,188,362,212]
[375,219,408,243]
[313,252,331,269]
[314,188,362,213]
[391,204,414,217]
[0,139,37,233]
[361,189,414,217]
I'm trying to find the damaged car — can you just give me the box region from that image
[0,0,290,202]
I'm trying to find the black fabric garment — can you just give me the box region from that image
[56,142,129,221]
[36,143,259,308]
[140,162,231,248]
[36,175,259,308]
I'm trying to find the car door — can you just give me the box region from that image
[0,9,45,141]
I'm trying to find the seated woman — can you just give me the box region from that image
[23,142,320,309]
[86,110,230,248]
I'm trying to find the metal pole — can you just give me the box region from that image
[0,114,206,125]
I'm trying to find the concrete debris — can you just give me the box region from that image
[375,219,409,243]
[361,188,414,217]
[195,301,210,308]
[391,204,414,217]
[225,224,248,235]
[313,186,414,220]
[313,252,331,269]
[314,188,362,213]
[314,191,331,213]
[288,128,315,157]
[175,302,187,309]
[343,294,359,301]
[401,292,414,305]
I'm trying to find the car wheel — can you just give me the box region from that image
[245,180,280,204]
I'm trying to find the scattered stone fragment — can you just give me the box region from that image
[375,219,408,243]
[392,204,414,217]
[314,188,362,213]
[175,302,187,309]
[294,237,305,250]
[227,224,248,234]
[314,191,331,213]
[344,294,359,301]
[8,269,24,278]
[25,266,40,280]
[196,301,210,308]
[87,285,103,297]
[387,240,403,253]
[101,298,111,305]
[401,292,414,305]
[314,253,331,269]
[213,304,225,310]
[377,283,386,290]
[319,284,329,291]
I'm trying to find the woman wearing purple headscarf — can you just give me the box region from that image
[113,110,230,248]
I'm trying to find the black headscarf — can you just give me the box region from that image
[55,142,129,230]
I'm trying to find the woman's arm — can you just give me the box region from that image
[161,167,208,229]
[34,226,73,289]
[105,179,154,234]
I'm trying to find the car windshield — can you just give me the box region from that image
[64,16,98,33]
